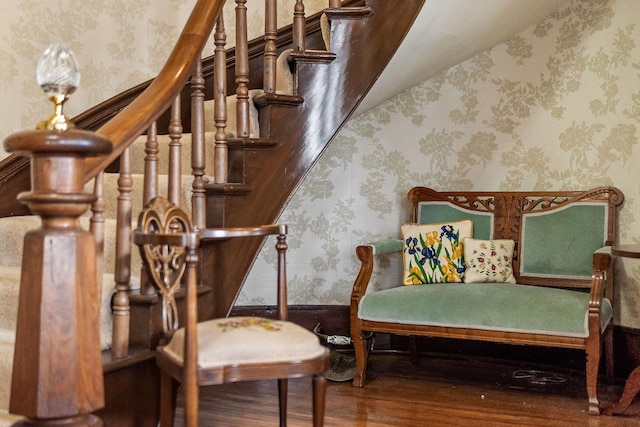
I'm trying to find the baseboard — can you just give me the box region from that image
[231,304,640,379]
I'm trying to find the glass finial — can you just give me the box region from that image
[36,44,80,131]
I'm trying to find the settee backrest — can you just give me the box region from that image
[409,186,624,291]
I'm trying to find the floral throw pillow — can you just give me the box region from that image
[463,238,516,283]
[401,220,473,285]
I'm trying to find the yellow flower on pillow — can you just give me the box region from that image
[441,261,461,282]
[424,230,440,246]
[451,241,463,261]
[407,266,424,285]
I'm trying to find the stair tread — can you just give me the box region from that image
[324,6,373,19]
[253,93,304,108]
[289,49,337,64]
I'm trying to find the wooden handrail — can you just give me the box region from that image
[84,0,225,181]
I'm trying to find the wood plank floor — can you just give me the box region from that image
[175,352,640,426]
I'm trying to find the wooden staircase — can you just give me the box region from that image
[0,0,424,425]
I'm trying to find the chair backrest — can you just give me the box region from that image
[199,224,289,320]
[134,196,199,338]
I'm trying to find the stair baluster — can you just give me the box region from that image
[143,122,160,205]
[329,0,342,8]
[90,172,106,300]
[214,14,228,184]
[191,59,207,229]
[294,1,306,52]
[168,96,183,206]
[264,0,277,93]
[235,0,250,138]
[112,147,134,357]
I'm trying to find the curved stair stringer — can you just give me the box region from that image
[204,0,426,318]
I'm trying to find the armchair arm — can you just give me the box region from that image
[367,239,404,255]
[200,224,287,240]
[587,246,613,334]
[350,239,403,312]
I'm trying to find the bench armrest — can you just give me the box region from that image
[366,239,404,255]
[588,246,613,334]
[350,239,403,312]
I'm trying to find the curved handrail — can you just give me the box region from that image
[84,0,225,180]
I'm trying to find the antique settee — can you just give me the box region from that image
[350,186,624,415]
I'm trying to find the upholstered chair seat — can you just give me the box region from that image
[161,316,328,369]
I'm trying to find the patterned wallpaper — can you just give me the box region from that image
[241,0,640,329]
[1,1,639,328]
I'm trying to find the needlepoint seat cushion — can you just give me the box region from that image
[358,283,613,338]
[161,316,327,368]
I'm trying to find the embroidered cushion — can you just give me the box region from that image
[401,220,473,285]
[161,316,326,369]
[463,238,516,283]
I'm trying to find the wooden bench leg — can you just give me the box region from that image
[586,339,601,415]
[351,325,369,387]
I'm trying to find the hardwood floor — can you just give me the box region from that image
[175,352,640,426]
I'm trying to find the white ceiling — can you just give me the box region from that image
[355,0,570,115]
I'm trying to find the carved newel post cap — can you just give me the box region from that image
[2,45,111,219]
[3,130,112,217]
[4,128,112,156]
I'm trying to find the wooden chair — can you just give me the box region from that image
[134,197,330,426]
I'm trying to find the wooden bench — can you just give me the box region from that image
[350,186,624,415]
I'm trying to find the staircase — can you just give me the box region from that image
[0,0,424,424]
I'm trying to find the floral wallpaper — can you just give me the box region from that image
[1,1,639,329]
[241,0,640,329]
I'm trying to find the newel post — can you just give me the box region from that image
[5,129,112,426]
[4,44,112,426]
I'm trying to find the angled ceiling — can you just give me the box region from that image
[355,0,570,115]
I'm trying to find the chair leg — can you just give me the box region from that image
[312,374,327,427]
[160,372,178,427]
[278,378,288,427]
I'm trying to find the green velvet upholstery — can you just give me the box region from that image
[418,202,493,240]
[521,204,607,278]
[369,239,403,255]
[358,283,612,338]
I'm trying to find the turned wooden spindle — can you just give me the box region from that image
[113,146,134,353]
[235,0,250,138]
[190,59,207,229]
[264,0,277,93]
[293,0,306,52]
[213,14,228,184]
[4,129,112,426]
